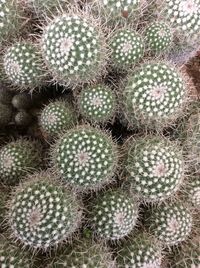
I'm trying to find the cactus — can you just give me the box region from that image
[7,172,83,249]
[109,28,144,69]
[0,103,12,126]
[48,238,115,268]
[3,42,46,89]
[15,110,32,127]
[89,189,138,240]
[122,62,188,129]
[0,0,25,43]
[116,232,163,268]
[12,92,33,110]
[185,177,200,210]
[124,136,184,202]
[0,235,34,267]
[0,138,42,185]
[40,100,77,137]
[52,126,118,191]
[146,202,193,246]
[77,84,116,123]
[41,12,108,86]
[144,22,173,54]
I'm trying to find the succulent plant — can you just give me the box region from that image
[52,126,118,191]
[12,92,33,110]
[0,235,34,268]
[0,0,25,43]
[48,238,115,268]
[15,110,32,127]
[3,42,46,89]
[89,189,138,240]
[78,84,116,123]
[146,202,193,246]
[185,177,200,210]
[0,103,12,126]
[145,21,173,54]
[122,62,187,129]
[41,13,107,86]
[7,172,83,249]
[0,138,42,185]
[124,136,184,202]
[109,28,144,69]
[116,232,162,268]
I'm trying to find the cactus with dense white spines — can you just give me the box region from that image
[185,177,200,210]
[89,189,139,240]
[52,126,118,191]
[109,28,145,69]
[146,202,193,246]
[0,139,42,185]
[40,100,77,137]
[122,62,188,129]
[3,42,46,89]
[124,136,184,202]
[78,84,116,123]
[7,172,83,249]
[41,12,108,86]
[116,232,163,268]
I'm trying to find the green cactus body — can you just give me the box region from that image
[40,100,77,137]
[186,177,200,209]
[42,14,107,86]
[147,202,193,246]
[116,233,162,268]
[89,189,138,240]
[145,22,173,53]
[78,84,116,123]
[109,29,144,69]
[123,62,187,129]
[3,42,46,88]
[8,173,82,249]
[125,136,184,201]
[53,126,118,190]
[0,236,34,268]
[0,0,24,43]
[49,239,115,268]
[0,139,42,185]
[0,103,12,126]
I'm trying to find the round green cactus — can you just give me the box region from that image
[89,189,138,240]
[0,0,25,43]
[49,238,115,268]
[145,22,173,53]
[3,42,46,89]
[186,177,200,210]
[0,235,34,268]
[0,103,12,126]
[52,126,118,191]
[0,139,42,185]
[7,172,82,249]
[116,232,162,268]
[122,62,187,129]
[124,136,184,202]
[42,14,107,86]
[78,84,116,123]
[109,29,144,69]
[147,202,193,246]
[40,100,77,137]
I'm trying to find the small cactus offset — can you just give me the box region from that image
[3,42,46,89]
[48,238,115,268]
[185,177,200,210]
[0,235,35,267]
[52,126,118,191]
[116,232,163,268]
[77,84,116,124]
[7,172,83,249]
[146,202,193,246]
[89,189,139,240]
[40,100,77,137]
[109,28,144,69]
[0,138,42,185]
[41,11,108,86]
[122,62,188,129]
[124,136,184,202]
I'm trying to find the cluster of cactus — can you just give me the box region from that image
[0,0,199,267]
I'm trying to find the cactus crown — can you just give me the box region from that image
[53,126,118,191]
[8,172,82,249]
[89,189,138,240]
[125,136,184,201]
